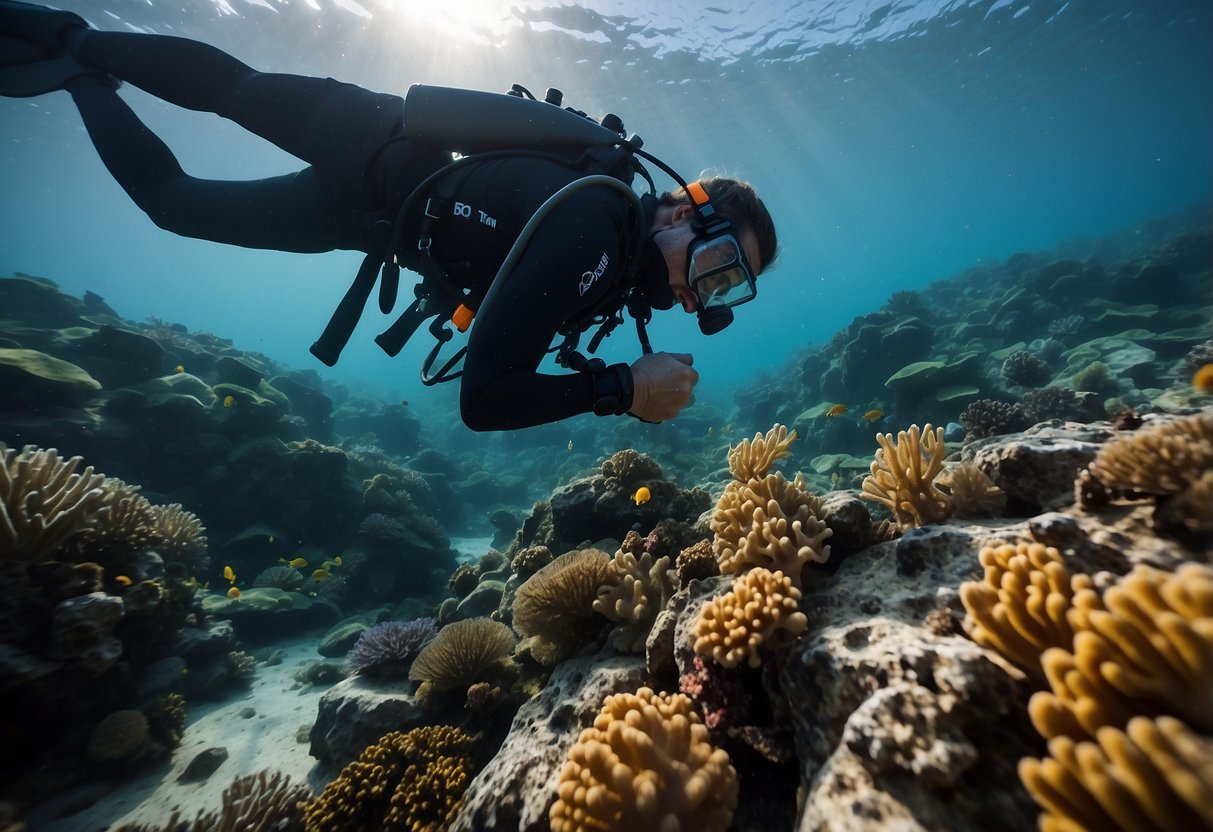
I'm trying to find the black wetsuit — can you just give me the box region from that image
[66,31,644,431]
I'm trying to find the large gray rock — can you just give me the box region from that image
[450,652,646,832]
[309,674,425,767]
[47,592,123,675]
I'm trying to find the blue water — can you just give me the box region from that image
[1,0,1210,425]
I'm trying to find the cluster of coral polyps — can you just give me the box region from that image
[549,687,737,832]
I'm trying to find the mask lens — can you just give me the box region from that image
[688,235,755,309]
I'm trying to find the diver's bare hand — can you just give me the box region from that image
[628,352,698,422]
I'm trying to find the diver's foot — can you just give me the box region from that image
[0,36,116,96]
[0,1,86,51]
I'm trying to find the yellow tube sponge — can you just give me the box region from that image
[959,541,1098,685]
[860,423,951,528]
[1018,715,1213,832]
[692,567,808,670]
[549,687,737,832]
[1,443,106,562]
[1029,563,1213,739]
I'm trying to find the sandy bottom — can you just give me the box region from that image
[32,634,334,832]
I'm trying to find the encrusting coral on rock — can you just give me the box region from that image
[549,687,737,832]
[302,725,476,832]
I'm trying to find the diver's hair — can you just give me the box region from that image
[661,176,778,271]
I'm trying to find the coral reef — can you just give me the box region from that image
[549,687,737,832]
[959,399,1030,440]
[593,531,677,653]
[1018,715,1213,832]
[711,424,831,587]
[600,448,663,487]
[959,541,1095,684]
[692,567,808,669]
[1001,350,1052,387]
[1,444,105,562]
[302,725,475,832]
[347,618,438,679]
[408,617,515,705]
[115,769,309,832]
[860,424,951,529]
[511,547,613,665]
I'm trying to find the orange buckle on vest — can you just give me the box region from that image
[452,304,475,332]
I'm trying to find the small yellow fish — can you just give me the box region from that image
[334,556,343,566]
[862,408,885,422]
[174,364,185,374]
[826,404,848,418]
[287,557,308,569]
[223,395,235,408]
[227,586,242,600]
[707,426,714,435]
[223,565,236,583]
[830,472,841,487]
[567,439,574,452]
[633,486,651,506]
[187,576,198,588]
[114,575,133,587]
[268,535,274,544]
[312,568,330,582]
[1194,363,1213,393]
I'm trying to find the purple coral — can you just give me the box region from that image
[679,655,751,731]
[347,618,438,678]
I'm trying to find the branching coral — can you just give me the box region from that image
[1021,386,1082,423]
[860,423,952,529]
[593,533,677,653]
[711,424,831,587]
[1028,563,1213,740]
[1,444,106,563]
[512,547,614,665]
[65,477,158,563]
[601,448,663,489]
[942,462,1007,519]
[151,503,209,571]
[347,618,437,679]
[302,725,475,832]
[1018,716,1213,832]
[959,541,1097,685]
[549,687,737,832]
[692,568,808,670]
[114,769,309,832]
[1002,350,1052,387]
[408,617,515,705]
[959,399,1029,441]
[1084,411,1213,498]
[726,424,795,482]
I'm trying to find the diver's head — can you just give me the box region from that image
[644,176,777,334]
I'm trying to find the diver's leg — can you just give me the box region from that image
[67,74,341,252]
[67,29,402,172]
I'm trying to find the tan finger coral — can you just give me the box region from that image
[727,424,796,481]
[408,617,515,706]
[959,541,1098,685]
[711,472,831,587]
[1028,562,1213,739]
[1019,715,1213,832]
[1087,411,1213,496]
[942,461,1007,519]
[593,536,677,654]
[693,567,808,670]
[860,423,952,528]
[1,444,106,563]
[151,503,209,572]
[549,687,737,832]
[512,547,614,665]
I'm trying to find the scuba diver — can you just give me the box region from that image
[0,1,778,431]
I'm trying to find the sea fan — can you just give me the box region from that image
[347,618,438,678]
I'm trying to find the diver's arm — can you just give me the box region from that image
[458,189,634,431]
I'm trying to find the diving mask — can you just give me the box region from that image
[683,181,757,335]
